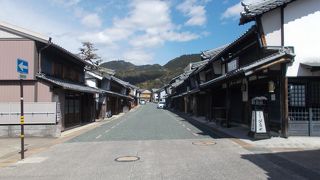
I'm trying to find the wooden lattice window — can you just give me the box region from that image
[288,84,306,107]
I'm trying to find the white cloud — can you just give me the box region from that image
[221,0,257,20]
[81,13,102,28]
[0,0,82,52]
[79,27,132,47]
[177,0,207,26]
[129,34,164,48]
[81,0,200,62]
[123,49,154,65]
[52,0,81,7]
[0,0,203,65]
[221,2,242,20]
[163,31,199,42]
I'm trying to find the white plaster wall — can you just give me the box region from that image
[86,79,97,88]
[284,0,320,77]
[160,90,167,99]
[261,8,281,46]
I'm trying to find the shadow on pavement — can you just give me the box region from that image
[167,109,225,139]
[241,149,320,180]
[167,109,320,179]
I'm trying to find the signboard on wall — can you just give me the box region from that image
[227,57,239,72]
[17,59,29,74]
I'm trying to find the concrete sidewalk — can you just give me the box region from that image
[0,112,127,167]
[181,113,320,176]
[185,114,320,151]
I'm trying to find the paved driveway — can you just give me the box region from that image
[0,104,313,180]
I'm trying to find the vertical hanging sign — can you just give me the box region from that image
[17,58,28,159]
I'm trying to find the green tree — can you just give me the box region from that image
[79,42,102,65]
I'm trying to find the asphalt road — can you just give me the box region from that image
[0,104,312,180]
[69,103,213,142]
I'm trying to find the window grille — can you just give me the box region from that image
[288,84,306,107]
[312,108,320,121]
[289,107,309,121]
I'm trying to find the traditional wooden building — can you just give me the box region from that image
[240,0,320,136]
[169,61,209,114]
[127,83,140,108]
[108,76,133,115]
[0,22,100,136]
[199,26,294,137]
[168,0,320,137]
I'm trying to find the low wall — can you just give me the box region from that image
[0,124,61,137]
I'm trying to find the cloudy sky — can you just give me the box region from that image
[0,0,254,65]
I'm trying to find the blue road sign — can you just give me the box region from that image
[17,59,28,74]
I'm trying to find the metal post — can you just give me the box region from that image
[309,108,313,136]
[20,79,25,159]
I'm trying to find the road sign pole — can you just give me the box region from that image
[17,58,28,159]
[20,78,25,159]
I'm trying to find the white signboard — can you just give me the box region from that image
[251,110,267,133]
[256,111,266,133]
[227,57,239,72]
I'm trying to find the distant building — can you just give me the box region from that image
[151,88,159,102]
[140,90,152,102]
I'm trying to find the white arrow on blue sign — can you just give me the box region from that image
[17,59,29,74]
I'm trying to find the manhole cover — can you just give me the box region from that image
[192,141,216,146]
[115,156,140,162]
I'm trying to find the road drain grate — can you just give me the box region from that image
[192,141,216,146]
[115,156,140,162]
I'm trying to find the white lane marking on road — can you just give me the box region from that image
[111,126,115,129]
[105,130,110,133]
[96,135,102,139]
[164,110,202,137]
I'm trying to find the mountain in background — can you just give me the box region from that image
[100,54,201,90]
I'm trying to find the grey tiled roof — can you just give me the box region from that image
[240,0,295,24]
[200,47,295,88]
[102,90,133,100]
[37,73,134,99]
[190,60,209,69]
[171,80,185,88]
[201,45,229,60]
[36,74,101,94]
[111,76,129,87]
[211,26,256,62]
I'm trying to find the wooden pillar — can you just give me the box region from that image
[226,84,230,127]
[208,90,213,121]
[280,64,289,137]
[193,95,198,116]
[115,97,119,115]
